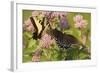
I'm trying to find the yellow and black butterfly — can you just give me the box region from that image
[30,16,48,40]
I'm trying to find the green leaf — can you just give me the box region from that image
[27,39,37,49]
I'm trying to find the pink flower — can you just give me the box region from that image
[74,20,88,28]
[73,14,83,22]
[24,18,35,32]
[73,15,88,29]
[39,34,53,48]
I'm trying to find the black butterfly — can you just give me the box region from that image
[50,29,85,49]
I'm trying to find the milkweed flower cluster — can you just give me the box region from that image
[23,18,35,33]
[39,34,54,49]
[32,34,55,61]
[73,14,88,29]
[41,11,69,29]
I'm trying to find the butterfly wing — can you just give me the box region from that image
[51,29,79,49]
